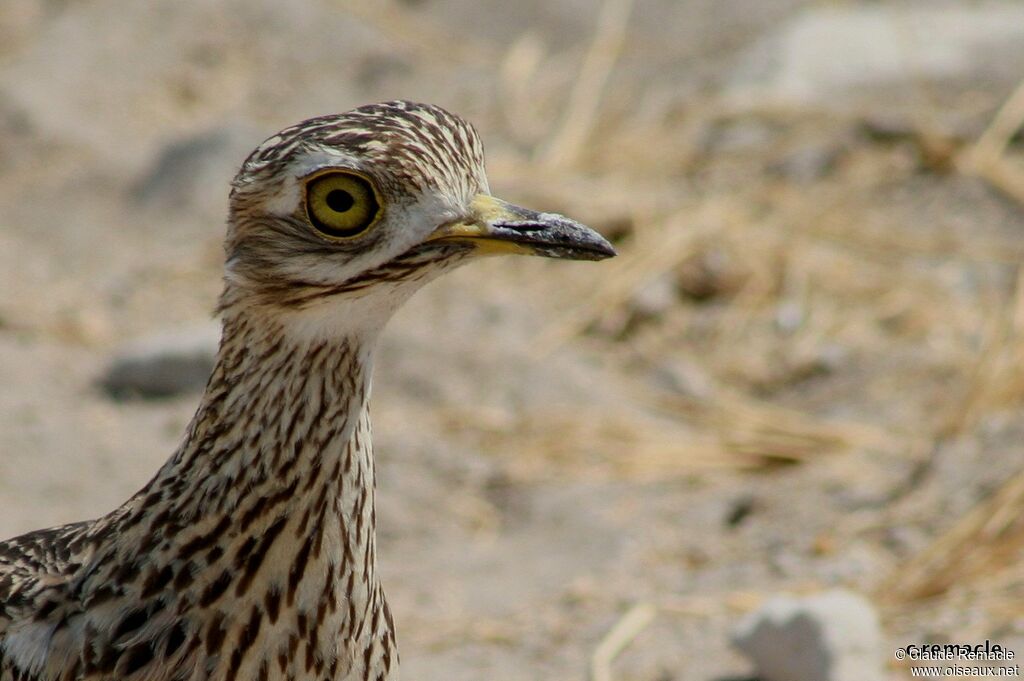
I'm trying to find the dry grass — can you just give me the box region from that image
[467,0,1024,639]
[961,78,1024,206]
[505,39,1024,645]
[877,466,1024,605]
[351,0,1024,656]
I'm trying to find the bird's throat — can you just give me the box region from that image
[96,311,397,680]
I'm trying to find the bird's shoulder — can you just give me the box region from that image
[0,521,93,634]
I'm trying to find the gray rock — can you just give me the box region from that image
[648,356,714,401]
[130,125,259,217]
[769,143,842,184]
[732,590,884,681]
[701,119,778,155]
[101,323,220,399]
[728,5,1024,109]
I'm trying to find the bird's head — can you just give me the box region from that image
[220,101,614,338]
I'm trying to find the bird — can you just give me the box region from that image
[0,100,614,681]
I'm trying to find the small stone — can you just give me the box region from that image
[700,118,777,155]
[775,301,804,332]
[858,114,917,143]
[674,244,744,303]
[724,494,758,529]
[629,275,677,320]
[100,323,219,399]
[648,356,715,401]
[732,590,884,681]
[598,275,679,338]
[770,143,841,184]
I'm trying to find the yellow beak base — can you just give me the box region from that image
[426,195,616,261]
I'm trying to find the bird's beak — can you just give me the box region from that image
[426,194,616,261]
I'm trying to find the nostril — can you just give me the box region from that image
[492,220,548,233]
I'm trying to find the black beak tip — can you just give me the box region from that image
[490,211,618,262]
[595,239,618,260]
[573,229,617,261]
[577,242,617,261]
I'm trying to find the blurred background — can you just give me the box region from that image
[2,0,1024,679]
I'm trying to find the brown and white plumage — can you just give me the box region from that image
[0,101,614,681]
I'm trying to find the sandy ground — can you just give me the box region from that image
[3,1,1024,679]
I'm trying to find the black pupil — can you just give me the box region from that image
[325,189,355,213]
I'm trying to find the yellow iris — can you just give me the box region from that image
[305,171,381,239]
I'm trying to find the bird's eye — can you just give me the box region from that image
[304,171,382,239]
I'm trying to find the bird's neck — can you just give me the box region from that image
[99,310,397,680]
[166,311,379,524]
